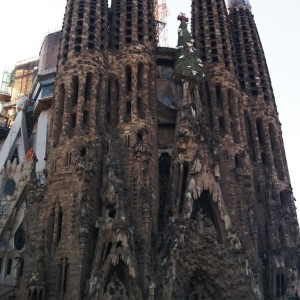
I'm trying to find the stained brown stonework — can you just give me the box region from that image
[1,0,297,299]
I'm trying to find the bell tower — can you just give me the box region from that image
[20,0,109,299]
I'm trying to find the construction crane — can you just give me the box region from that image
[154,0,169,47]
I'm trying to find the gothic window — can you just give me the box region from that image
[14,228,25,250]
[71,76,79,106]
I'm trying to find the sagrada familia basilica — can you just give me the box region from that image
[0,0,299,299]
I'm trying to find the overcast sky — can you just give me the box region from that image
[0,0,299,216]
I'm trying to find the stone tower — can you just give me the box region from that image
[20,0,109,299]
[8,0,299,299]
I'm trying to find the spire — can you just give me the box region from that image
[227,0,252,11]
[174,14,203,83]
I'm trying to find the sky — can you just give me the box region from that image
[0,0,299,216]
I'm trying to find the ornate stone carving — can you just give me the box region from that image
[29,244,46,285]
[104,273,129,299]
[134,141,152,158]
[27,188,44,205]
[75,157,85,175]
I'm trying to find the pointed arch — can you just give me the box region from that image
[191,189,225,244]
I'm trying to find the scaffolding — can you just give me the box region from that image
[0,70,13,103]
[227,0,252,11]
[154,0,169,47]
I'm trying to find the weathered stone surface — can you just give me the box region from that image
[0,1,298,300]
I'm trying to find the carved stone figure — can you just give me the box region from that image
[75,157,85,175]
[105,273,128,298]
[29,245,46,284]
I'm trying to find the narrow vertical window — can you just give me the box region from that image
[71,113,77,128]
[0,257,3,273]
[125,101,131,121]
[126,66,132,95]
[256,118,265,146]
[137,97,144,118]
[276,274,285,297]
[97,74,103,103]
[106,79,111,124]
[58,83,65,108]
[71,76,79,106]
[84,73,92,103]
[227,89,233,116]
[216,83,223,109]
[244,114,255,160]
[125,135,130,148]
[219,116,225,131]
[83,111,89,127]
[14,228,25,250]
[115,79,120,124]
[137,63,143,90]
[65,152,72,166]
[57,210,63,243]
[6,259,12,275]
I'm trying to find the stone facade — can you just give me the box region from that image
[0,0,299,299]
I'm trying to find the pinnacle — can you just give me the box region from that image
[174,14,203,82]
